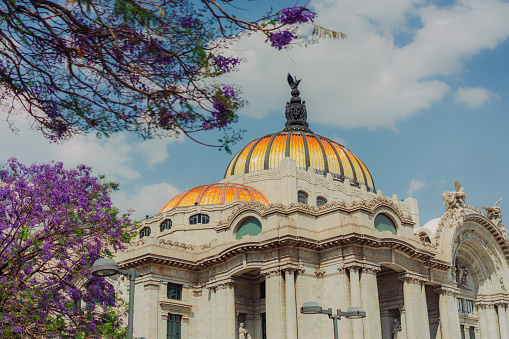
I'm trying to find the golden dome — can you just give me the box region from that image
[158,183,269,213]
[224,131,375,192]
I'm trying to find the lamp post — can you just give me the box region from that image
[91,258,143,339]
[300,302,366,339]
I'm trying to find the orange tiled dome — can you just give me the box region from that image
[158,183,269,213]
[224,131,375,192]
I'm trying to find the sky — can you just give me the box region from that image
[1,0,509,228]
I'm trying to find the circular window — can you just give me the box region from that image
[235,217,262,240]
[374,214,397,235]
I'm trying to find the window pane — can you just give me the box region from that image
[317,196,327,206]
[167,283,182,300]
[374,214,397,235]
[298,191,308,204]
[167,314,182,339]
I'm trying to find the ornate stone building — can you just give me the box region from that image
[115,77,509,339]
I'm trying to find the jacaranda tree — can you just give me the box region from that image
[0,158,135,338]
[0,0,343,151]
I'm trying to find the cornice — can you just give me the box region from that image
[118,232,449,272]
[214,196,415,232]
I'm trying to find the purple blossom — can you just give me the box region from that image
[266,30,295,50]
[0,159,133,336]
[179,17,200,29]
[279,6,316,24]
[213,55,241,73]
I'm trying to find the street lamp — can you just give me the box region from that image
[91,258,143,339]
[300,302,366,339]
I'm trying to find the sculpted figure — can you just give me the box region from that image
[391,318,402,339]
[482,198,503,227]
[239,323,251,339]
[442,181,467,210]
[455,261,469,288]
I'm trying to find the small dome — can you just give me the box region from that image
[420,217,441,234]
[158,183,269,213]
[224,131,375,192]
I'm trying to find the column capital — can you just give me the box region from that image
[261,268,281,278]
[434,285,459,296]
[346,264,362,274]
[496,302,509,308]
[398,272,427,285]
[207,278,237,291]
[282,267,298,275]
[362,264,381,275]
[314,269,326,278]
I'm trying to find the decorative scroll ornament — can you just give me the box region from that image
[283,73,312,133]
[482,198,503,227]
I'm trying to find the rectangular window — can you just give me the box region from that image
[261,313,267,339]
[465,300,474,313]
[457,298,463,313]
[461,325,465,339]
[167,283,182,300]
[469,326,475,339]
[260,281,266,300]
[167,314,182,339]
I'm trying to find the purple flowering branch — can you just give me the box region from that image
[0,0,343,152]
[0,158,134,337]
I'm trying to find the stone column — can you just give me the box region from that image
[476,304,489,339]
[399,275,417,339]
[284,268,298,339]
[497,303,508,339]
[225,281,237,339]
[486,303,501,339]
[435,286,460,339]
[348,265,363,339]
[360,265,382,339]
[380,311,392,339]
[264,269,285,339]
[338,266,352,339]
[417,281,431,339]
[143,279,160,339]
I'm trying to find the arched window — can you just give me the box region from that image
[298,191,308,204]
[374,214,397,235]
[140,226,151,239]
[189,213,209,225]
[235,217,262,239]
[160,219,172,232]
[316,196,327,206]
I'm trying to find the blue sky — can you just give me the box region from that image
[1,0,508,227]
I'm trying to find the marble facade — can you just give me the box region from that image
[114,83,509,339]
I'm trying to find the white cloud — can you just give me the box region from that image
[407,178,426,196]
[453,87,496,108]
[218,0,509,130]
[112,183,181,220]
[0,109,179,182]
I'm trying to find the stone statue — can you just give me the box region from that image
[482,198,503,227]
[455,261,469,288]
[239,323,251,339]
[391,318,402,339]
[442,181,467,210]
[283,73,312,133]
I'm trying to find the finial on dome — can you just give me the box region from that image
[283,73,312,133]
